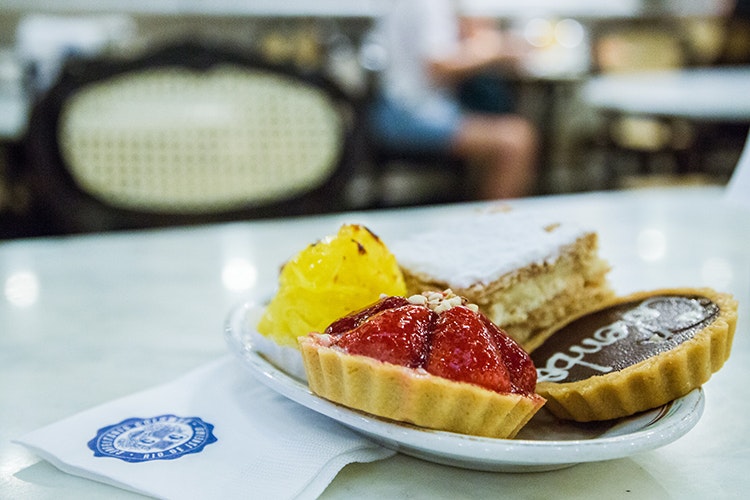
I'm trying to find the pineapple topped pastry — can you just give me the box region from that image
[257,224,406,349]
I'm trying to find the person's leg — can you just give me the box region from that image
[369,95,458,154]
[452,114,538,199]
[369,95,537,199]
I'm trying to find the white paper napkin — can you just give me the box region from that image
[14,356,395,499]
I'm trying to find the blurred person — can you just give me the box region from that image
[368,0,538,200]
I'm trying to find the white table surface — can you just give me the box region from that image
[581,66,750,122]
[1,186,748,499]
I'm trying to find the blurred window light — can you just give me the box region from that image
[359,34,389,72]
[555,19,585,48]
[222,258,258,292]
[524,18,555,48]
[4,271,40,307]
[637,228,667,261]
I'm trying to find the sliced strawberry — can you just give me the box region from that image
[425,306,512,393]
[325,296,410,336]
[480,315,537,394]
[334,304,435,368]
[321,293,537,396]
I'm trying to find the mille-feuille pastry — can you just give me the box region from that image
[390,208,614,351]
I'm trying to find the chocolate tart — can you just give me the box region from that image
[531,288,737,422]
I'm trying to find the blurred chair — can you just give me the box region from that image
[588,23,696,186]
[368,139,471,207]
[24,41,361,234]
[717,0,750,65]
[358,34,472,207]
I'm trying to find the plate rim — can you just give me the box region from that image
[224,301,705,470]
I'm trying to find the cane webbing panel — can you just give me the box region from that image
[58,65,344,213]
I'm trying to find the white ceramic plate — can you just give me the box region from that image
[224,302,705,472]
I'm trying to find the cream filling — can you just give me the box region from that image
[483,251,609,323]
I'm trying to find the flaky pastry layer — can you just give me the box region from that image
[402,232,614,350]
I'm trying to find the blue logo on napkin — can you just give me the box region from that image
[87,414,217,463]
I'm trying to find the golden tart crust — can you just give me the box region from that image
[299,335,545,439]
[532,288,737,422]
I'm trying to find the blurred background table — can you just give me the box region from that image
[1,185,748,499]
[582,66,750,122]
[579,66,750,187]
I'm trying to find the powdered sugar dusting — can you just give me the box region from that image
[391,210,589,289]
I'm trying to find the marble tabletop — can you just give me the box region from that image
[1,185,748,499]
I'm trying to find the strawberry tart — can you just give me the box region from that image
[298,290,546,438]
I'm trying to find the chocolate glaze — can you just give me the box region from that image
[532,295,719,383]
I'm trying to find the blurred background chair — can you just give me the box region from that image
[583,16,749,190]
[368,136,471,207]
[23,40,362,234]
[358,32,472,207]
[588,23,694,187]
